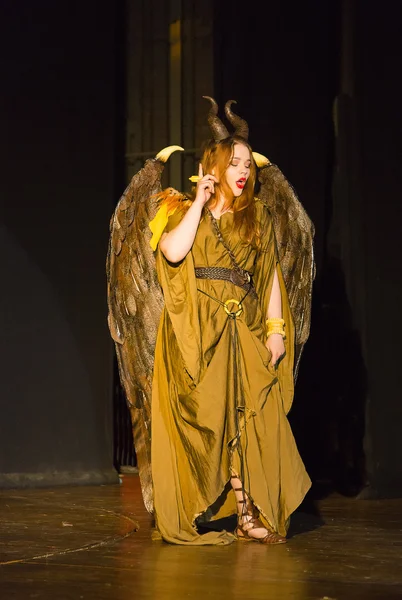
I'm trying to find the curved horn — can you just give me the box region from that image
[224,100,249,141]
[203,96,230,141]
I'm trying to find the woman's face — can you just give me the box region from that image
[224,143,252,197]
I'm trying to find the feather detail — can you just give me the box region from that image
[107,157,167,514]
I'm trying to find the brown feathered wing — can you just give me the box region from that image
[257,164,316,378]
[107,154,183,514]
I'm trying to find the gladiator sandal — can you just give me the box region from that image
[233,484,287,545]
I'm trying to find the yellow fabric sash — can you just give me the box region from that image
[149,204,178,251]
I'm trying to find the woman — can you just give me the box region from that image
[107,97,314,547]
[148,101,312,546]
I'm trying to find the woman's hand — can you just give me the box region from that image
[194,163,218,207]
[265,333,285,368]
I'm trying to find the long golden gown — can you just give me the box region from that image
[151,199,311,545]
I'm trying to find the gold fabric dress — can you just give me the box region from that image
[151,199,311,545]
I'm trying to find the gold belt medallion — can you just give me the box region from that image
[224,298,243,317]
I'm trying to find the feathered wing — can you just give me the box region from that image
[106,147,183,513]
[257,163,316,378]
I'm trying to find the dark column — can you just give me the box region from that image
[354,0,402,497]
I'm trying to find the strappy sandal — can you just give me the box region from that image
[233,483,287,545]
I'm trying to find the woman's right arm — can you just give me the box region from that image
[159,166,217,263]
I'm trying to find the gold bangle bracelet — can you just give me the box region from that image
[266,317,286,340]
[266,330,286,339]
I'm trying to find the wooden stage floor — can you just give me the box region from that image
[1,474,402,599]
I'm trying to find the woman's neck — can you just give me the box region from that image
[209,194,234,219]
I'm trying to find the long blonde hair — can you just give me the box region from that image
[197,137,259,246]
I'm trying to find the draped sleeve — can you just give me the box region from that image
[253,200,295,414]
[154,209,203,385]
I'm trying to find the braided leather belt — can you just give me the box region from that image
[194,266,257,298]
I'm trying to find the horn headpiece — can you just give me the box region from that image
[224,100,249,141]
[202,96,230,142]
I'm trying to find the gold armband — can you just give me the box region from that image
[265,318,286,339]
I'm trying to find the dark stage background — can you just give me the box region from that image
[0,1,122,486]
[1,0,401,498]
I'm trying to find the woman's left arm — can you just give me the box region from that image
[265,268,286,367]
